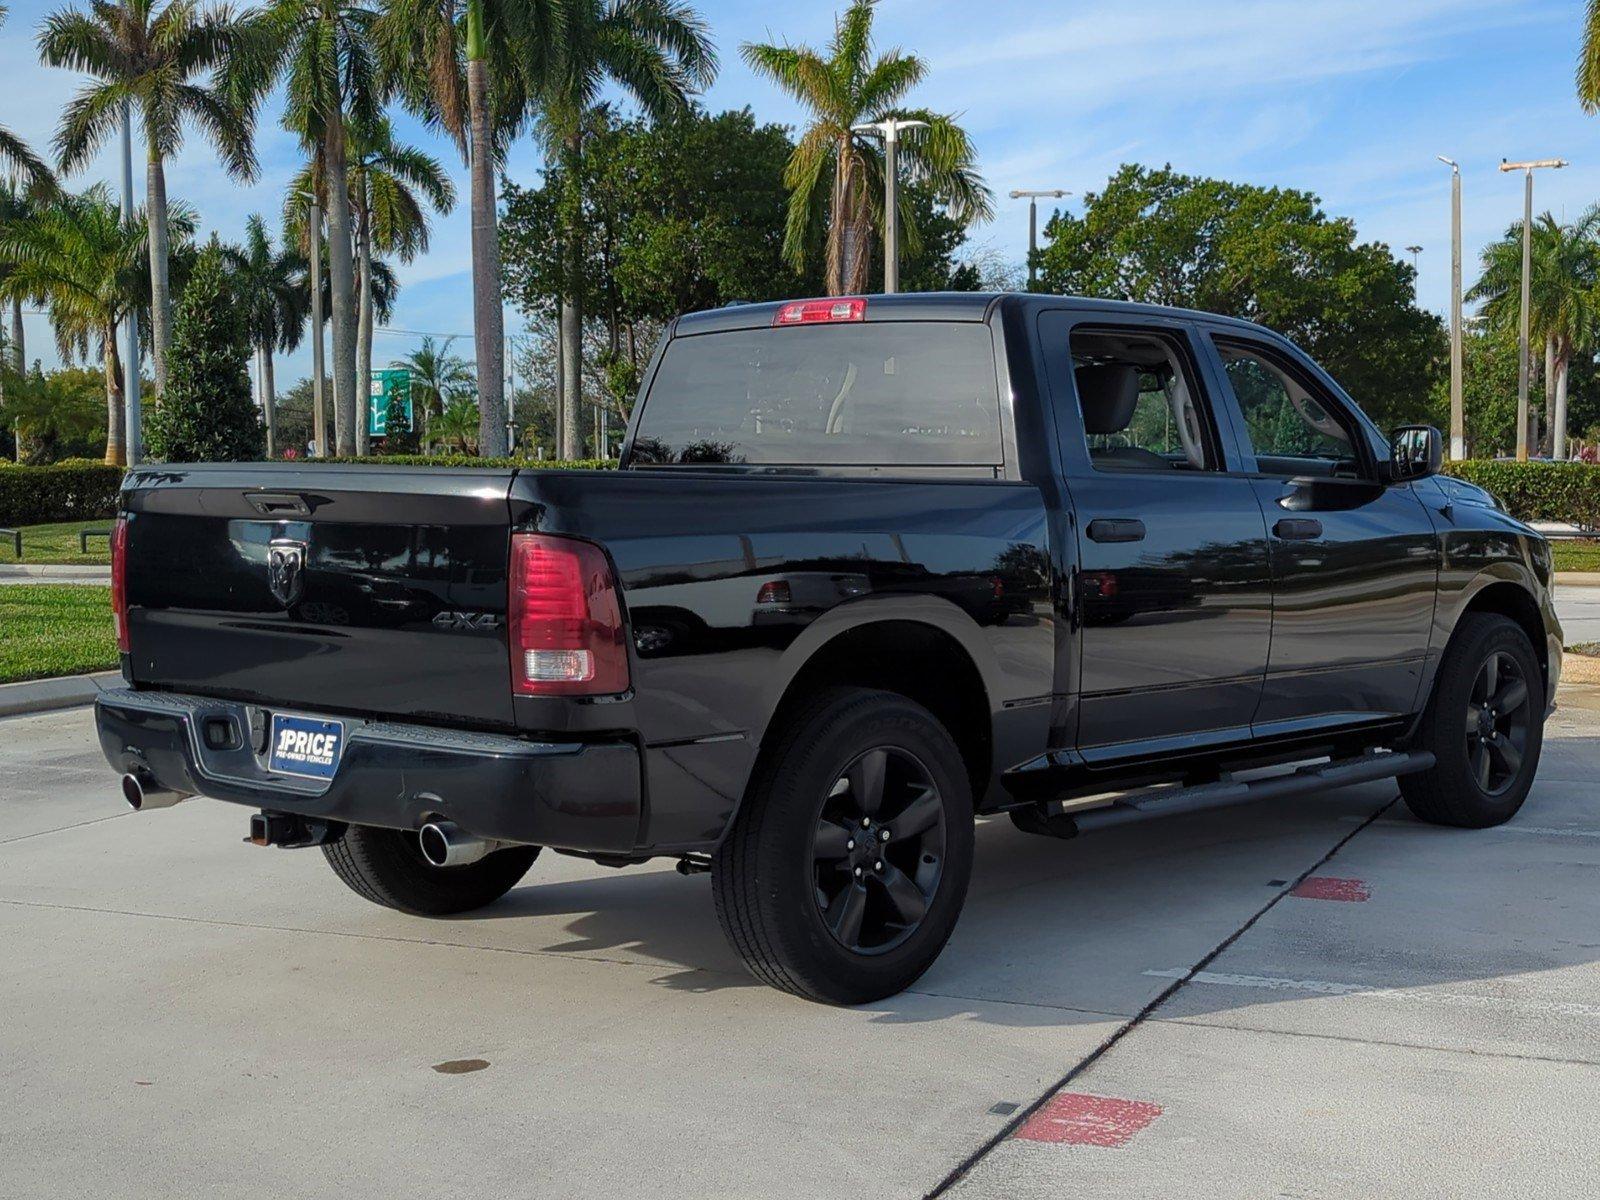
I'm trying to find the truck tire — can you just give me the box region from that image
[1401,612,1544,828]
[322,826,540,916]
[712,687,975,1005]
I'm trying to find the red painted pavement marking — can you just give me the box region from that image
[1291,875,1371,902]
[1013,1092,1163,1148]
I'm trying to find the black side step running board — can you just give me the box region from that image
[1016,749,1435,839]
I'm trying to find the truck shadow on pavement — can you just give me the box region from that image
[446,728,1600,1029]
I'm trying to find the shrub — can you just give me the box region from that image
[0,463,125,526]
[145,247,264,463]
[315,455,616,470]
[1443,460,1600,526]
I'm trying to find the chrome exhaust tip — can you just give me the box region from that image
[418,820,500,868]
[121,771,191,812]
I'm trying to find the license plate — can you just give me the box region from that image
[268,714,345,780]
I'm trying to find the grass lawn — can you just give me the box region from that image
[0,585,117,684]
[0,520,115,566]
[1552,540,1600,573]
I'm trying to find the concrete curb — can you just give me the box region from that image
[1556,572,1600,588]
[0,671,121,718]
[0,564,111,584]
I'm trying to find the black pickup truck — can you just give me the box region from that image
[97,292,1563,1004]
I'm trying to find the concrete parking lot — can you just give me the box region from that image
[4,685,1598,1200]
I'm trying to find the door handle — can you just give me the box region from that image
[1273,518,1322,541]
[1086,518,1146,544]
[246,492,312,518]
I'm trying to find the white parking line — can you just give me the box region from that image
[1144,968,1600,1019]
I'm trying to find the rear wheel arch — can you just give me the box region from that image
[752,616,996,810]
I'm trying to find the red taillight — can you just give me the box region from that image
[755,580,791,604]
[773,298,867,326]
[111,516,129,653]
[507,533,629,696]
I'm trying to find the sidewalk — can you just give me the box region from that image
[0,564,110,585]
[0,671,121,717]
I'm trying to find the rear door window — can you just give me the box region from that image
[632,322,1001,466]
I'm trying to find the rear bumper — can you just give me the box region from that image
[94,688,642,853]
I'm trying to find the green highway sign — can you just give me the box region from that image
[369,369,414,437]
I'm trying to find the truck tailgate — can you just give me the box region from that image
[122,464,517,727]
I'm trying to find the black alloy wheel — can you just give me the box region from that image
[1466,649,1533,797]
[811,746,946,955]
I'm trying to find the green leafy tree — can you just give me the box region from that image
[540,0,717,459]
[432,393,480,453]
[1038,164,1444,429]
[0,184,194,464]
[146,245,263,461]
[1467,208,1600,456]
[224,214,307,458]
[741,0,991,296]
[41,0,256,397]
[0,364,109,461]
[501,107,819,413]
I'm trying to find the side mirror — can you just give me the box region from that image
[1386,424,1442,483]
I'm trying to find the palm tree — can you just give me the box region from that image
[1,5,58,195]
[223,214,307,458]
[1468,208,1600,458]
[539,0,716,459]
[432,393,480,453]
[392,333,473,450]
[1579,0,1600,111]
[231,0,380,455]
[0,185,40,458]
[282,116,451,453]
[742,0,991,297]
[0,184,195,464]
[40,0,255,398]
[373,0,547,459]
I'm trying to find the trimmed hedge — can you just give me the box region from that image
[0,463,125,527]
[1443,460,1600,527]
[313,455,615,470]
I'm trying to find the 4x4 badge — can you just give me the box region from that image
[267,539,307,607]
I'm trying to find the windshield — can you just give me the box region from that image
[631,322,1002,466]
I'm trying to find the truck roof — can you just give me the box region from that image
[671,292,1278,337]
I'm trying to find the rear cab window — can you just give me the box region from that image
[630,321,1002,467]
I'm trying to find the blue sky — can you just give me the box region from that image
[4,0,1599,384]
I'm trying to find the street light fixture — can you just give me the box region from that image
[1500,157,1568,460]
[1010,190,1070,290]
[296,189,327,458]
[852,118,928,294]
[1404,244,1423,272]
[1437,156,1464,461]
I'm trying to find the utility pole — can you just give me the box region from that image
[1438,157,1464,461]
[1009,190,1069,289]
[119,100,142,466]
[852,118,928,293]
[305,194,327,458]
[1501,157,1567,461]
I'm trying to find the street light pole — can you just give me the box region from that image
[305,194,327,458]
[1009,189,1069,290]
[1404,244,1423,273]
[1438,157,1464,461]
[1501,157,1567,461]
[119,100,141,467]
[851,118,928,293]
